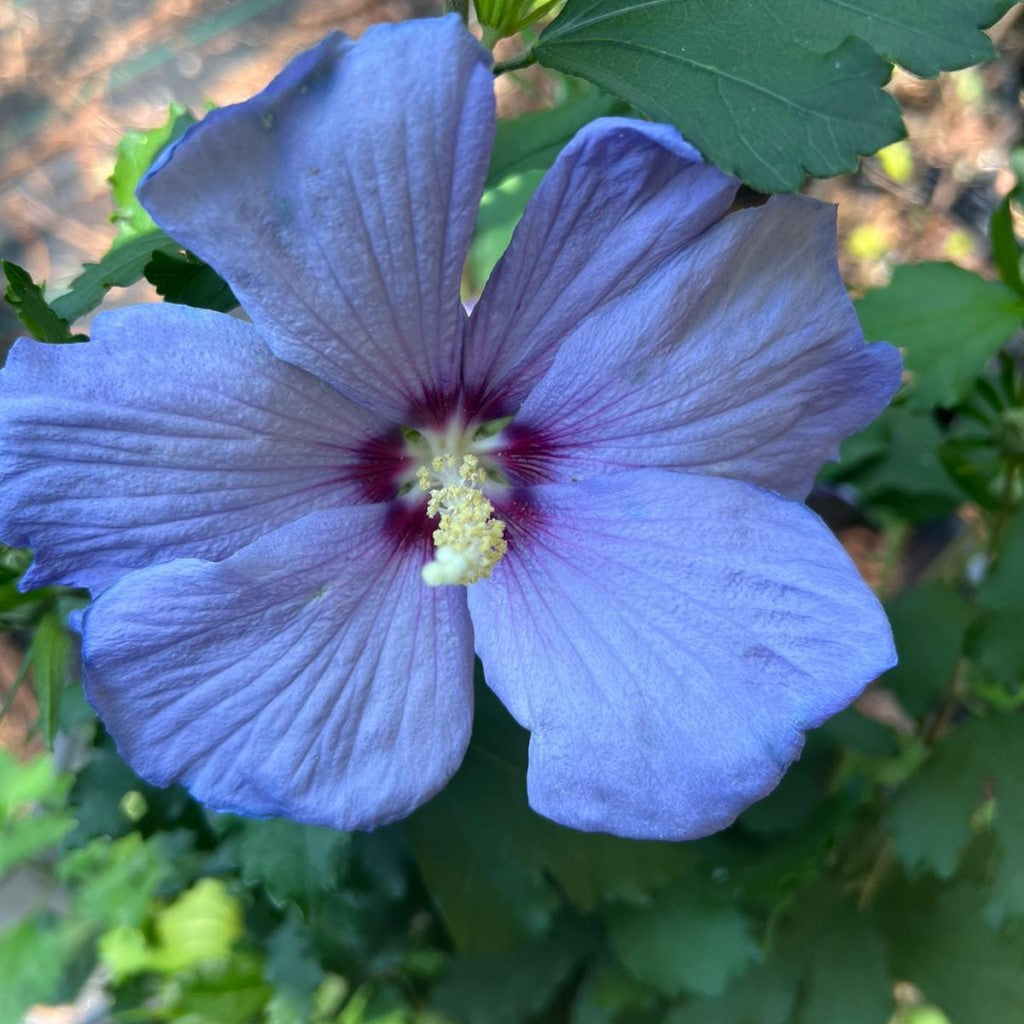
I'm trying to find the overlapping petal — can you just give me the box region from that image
[463,118,739,417]
[470,469,895,839]
[82,504,475,829]
[0,305,391,593]
[502,196,902,499]
[139,16,495,423]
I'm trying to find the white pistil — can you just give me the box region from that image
[418,454,507,587]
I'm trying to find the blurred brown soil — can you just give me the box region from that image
[0,636,43,759]
[0,0,438,347]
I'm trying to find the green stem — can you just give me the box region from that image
[493,50,537,74]
[444,0,469,22]
[989,459,1020,558]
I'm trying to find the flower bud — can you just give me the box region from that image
[475,0,561,44]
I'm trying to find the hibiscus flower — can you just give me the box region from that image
[0,15,900,839]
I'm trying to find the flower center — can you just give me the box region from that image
[416,453,507,587]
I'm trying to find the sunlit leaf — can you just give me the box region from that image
[856,263,1024,412]
[109,104,196,240]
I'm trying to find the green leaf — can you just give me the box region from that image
[938,431,1005,510]
[60,833,170,929]
[263,909,325,1024]
[0,917,67,1024]
[535,0,903,192]
[67,739,193,844]
[409,680,690,952]
[670,886,890,1024]
[50,230,180,325]
[433,918,594,1024]
[570,957,656,1024]
[468,170,551,294]
[30,607,71,747]
[110,104,197,239]
[67,742,148,843]
[102,878,244,982]
[0,752,73,877]
[973,510,1024,682]
[486,82,626,188]
[882,584,970,716]
[161,952,272,1024]
[834,406,964,522]
[0,749,70,818]
[408,714,557,951]
[976,718,1024,924]
[607,877,760,997]
[885,718,992,879]
[535,1,1013,191]
[1,260,81,343]
[144,249,237,312]
[234,817,349,908]
[782,0,1010,77]
[158,878,243,964]
[990,196,1024,299]
[856,262,1024,411]
[880,879,1024,1024]
[885,714,1024,923]
[789,892,891,1024]
[667,961,797,1024]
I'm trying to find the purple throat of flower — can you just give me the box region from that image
[360,393,560,586]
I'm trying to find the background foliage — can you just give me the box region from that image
[2,1,1024,1022]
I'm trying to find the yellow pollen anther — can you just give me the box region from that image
[418,454,507,587]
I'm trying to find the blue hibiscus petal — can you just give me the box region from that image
[469,468,895,839]
[82,504,475,829]
[464,118,738,417]
[139,16,494,423]
[507,196,902,500]
[0,304,389,593]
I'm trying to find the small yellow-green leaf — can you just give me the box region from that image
[154,878,243,971]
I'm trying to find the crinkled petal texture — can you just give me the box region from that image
[470,470,895,839]
[139,16,495,423]
[0,305,390,594]
[82,505,475,829]
[506,196,902,500]
[462,118,739,416]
